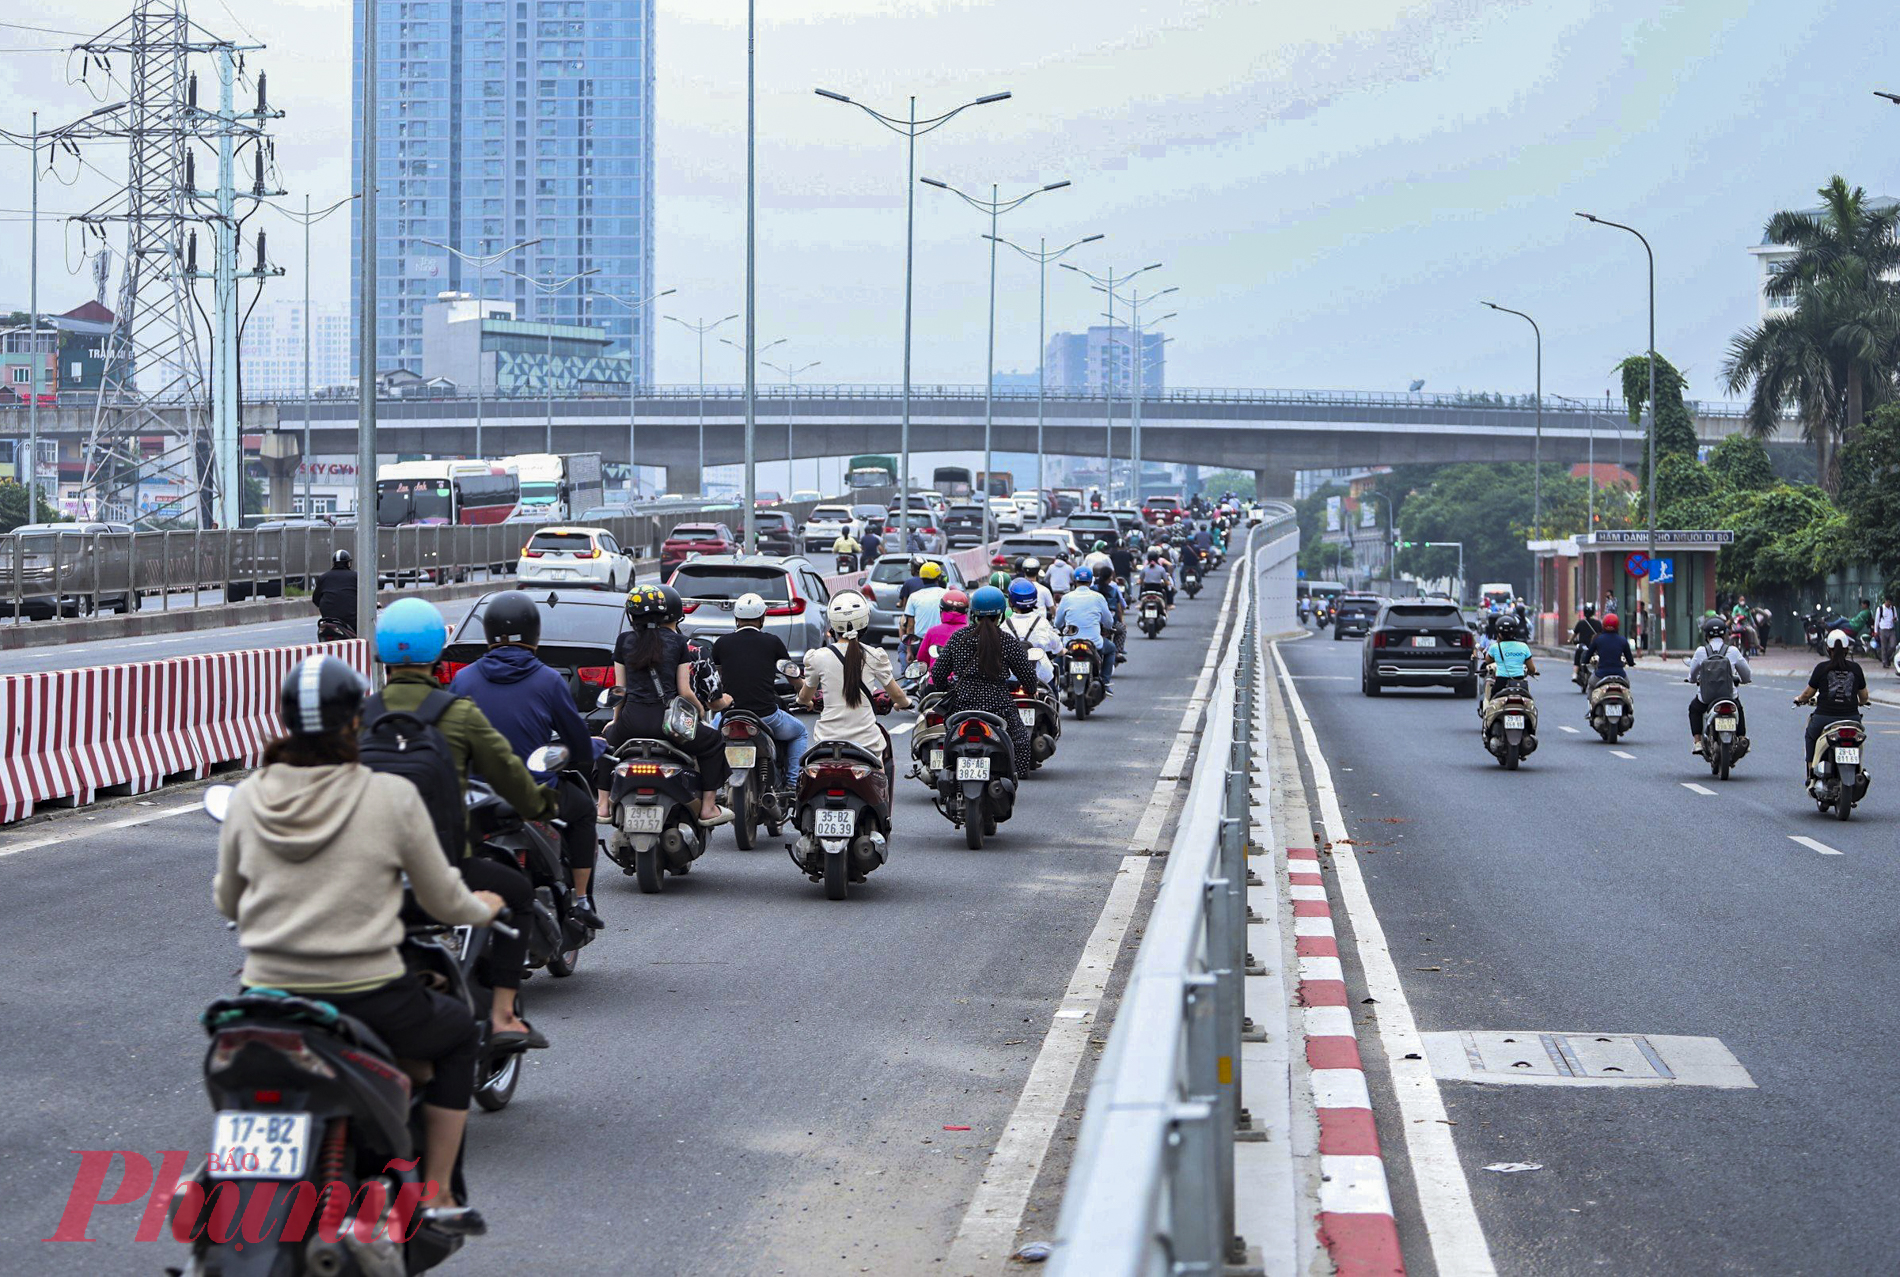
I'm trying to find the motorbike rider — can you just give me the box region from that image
[1109,539,1136,583]
[311,549,359,638]
[1481,612,1538,701]
[1139,548,1176,608]
[832,529,863,574]
[1191,522,1213,559]
[900,561,949,662]
[1084,541,1115,584]
[1014,557,1055,614]
[1687,615,1753,756]
[1793,629,1870,776]
[599,584,733,826]
[928,585,1038,769]
[710,591,810,779]
[1003,578,1062,686]
[1571,602,1604,676]
[448,590,604,927]
[898,555,934,605]
[1054,565,1117,694]
[921,589,973,668]
[1045,554,1073,602]
[375,597,556,1049]
[798,592,911,777]
[215,654,506,1210]
[1582,612,1637,690]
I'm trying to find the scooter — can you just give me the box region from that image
[720,659,804,850]
[1696,697,1750,780]
[1586,675,1635,742]
[178,787,511,1275]
[1060,631,1106,720]
[1480,669,1539,769]
[1138,588,1167,638]
[787,712,895,901]
[316,616,357,643]
[934,707,1019,849]
[909,677,952,792]
[1572,648,1594,693]
[1011,662,1062,771]
[1182,562,1203,599]
[603,737,718,894]
[471,754,595,980]
[1808,717,1871,820]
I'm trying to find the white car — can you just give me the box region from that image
[516,526,637,592]
[801,503,861,554]
[989,497,1025,533]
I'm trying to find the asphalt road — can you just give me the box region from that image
[0,572,1234,1274]
[1277,629,1900,1275]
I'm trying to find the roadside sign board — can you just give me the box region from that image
[1649,557,1674,584]
[1624,552,1647,578]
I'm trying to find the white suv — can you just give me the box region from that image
[515,526,637,592]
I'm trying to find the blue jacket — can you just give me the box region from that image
[449,645,593,777]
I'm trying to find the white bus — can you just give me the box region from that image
[375,460,520,526]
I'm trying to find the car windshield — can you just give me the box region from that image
[870,559,917,584]
[579,506,627,520]
[527,531,597,554]
[810,507,851,520]
[669,526,724,542]
[1000,539,1065,558]
[464,594,622,646]
[1386,605,1462,624]
[756,512,791,529]
[851,505,885,519]
[671,565,791,601]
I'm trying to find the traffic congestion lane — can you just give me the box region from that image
[1275,630,1900,1274]
[0,569,1234,1274]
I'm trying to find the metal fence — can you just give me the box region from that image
[1047,510,1289,1274]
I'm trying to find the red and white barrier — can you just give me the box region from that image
[0,639,373,825]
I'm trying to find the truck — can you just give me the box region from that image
[846,454,898,489]
[498,452,604,521]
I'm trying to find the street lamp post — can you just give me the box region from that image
[1100,285,1176,503]
[722,335,788,500]
[815,87,1011,546]
[986,232,1104,509]
[666,313,739,495]
[763,357,821,492]
[591,285,676,500]
[1578,212,1657,647]
[502,266,601,452]
[1062,260,1161,504]
[421,236,540,458]
[26,111,40,522]
[921,177,1071,543]
[1482,300,1543,627]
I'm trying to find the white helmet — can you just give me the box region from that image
[1827,628,1853,651]
[827,591,873,639]
[1021,556,1041,574]
[734,592,767,622]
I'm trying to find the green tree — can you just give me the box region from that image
[1617,352,1699,498]
[1705,434,1776,492]
[1198,469,1257,500]
[1838,401,1900,576]
[1389,463,1569,592]
[1653,454,1717,516]
[1723,307,1839,489]
[0,480,61,533]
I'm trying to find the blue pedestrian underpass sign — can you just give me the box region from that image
[1648,557,1674,584]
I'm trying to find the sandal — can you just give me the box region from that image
[697,806,735,828]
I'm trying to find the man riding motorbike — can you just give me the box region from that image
[1583,612,1637,689]
[832,529,863,575]
[1054,565,1117,694]
[1003,578,1062,685]
[1687,615,1752,756]
[710,590,810,776]
[1571,602,1604,677]
[900,561,949,664]
[928,586,1038,767]
[1794,628,1870,776]
[1139,548,1175,608]
[311,549,359,639]
[1045,554,1073,602]
[600,584,733,826]
[448,590,604,927]
[1481,612,1538,701]
[1014,557,1055,614]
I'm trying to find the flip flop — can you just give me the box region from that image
[697,806,735,827]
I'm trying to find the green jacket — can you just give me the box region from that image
[377,666,558,836]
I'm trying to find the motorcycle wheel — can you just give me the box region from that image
[964,812,985,850]
[1596,724,1618,743]
[474,1046,522,1112]
[1502,741,1519,770]
[1717,745,1731,781]
[983,808,998,836]
[547,937,581,978]
[1076,690,1091,721]
[824,853,849,900]
[732,781,758,851]
[1836,791,1854,822]
[635,846,665,894]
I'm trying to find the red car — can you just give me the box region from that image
[1142,495,1184,526]
[660,522,737,574]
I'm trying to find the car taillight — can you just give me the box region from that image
[575,549,598,560]
[681,602,700,613]
[440,661,468,681]
[208,1028,337,1078]
[1457,631,1474,648]
[1372,631,1386,648]
[765,598,807,616]
[523,547,544,558]
[577,666,612,686]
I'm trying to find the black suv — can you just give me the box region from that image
[1331,592,1384,640]
[1361,598,1477,695]
[753,510,798,556]
[941,503,988,548]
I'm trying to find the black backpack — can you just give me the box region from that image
[360,689,465,860]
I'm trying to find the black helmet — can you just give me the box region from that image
[333,549,353,568]
[656,584,684,623]
[482,590,542,647]
[1496,614,1526,641]
[1582,602,1595,617]
[1702,616,1727,640]
[279,654,367,738]
[624,583,668,626]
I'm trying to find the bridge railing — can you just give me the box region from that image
[1046,507,1290,1275]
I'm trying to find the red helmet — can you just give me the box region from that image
[940,589,971,614]
[1603,613,1620,631]
[990,554,1010,568]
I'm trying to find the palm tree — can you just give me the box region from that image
[1723,308,1838,488]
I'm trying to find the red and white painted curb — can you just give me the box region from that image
[1288,843,1405,1275]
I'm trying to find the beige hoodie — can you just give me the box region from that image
[214,763,493,992]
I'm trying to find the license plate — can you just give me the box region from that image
[1713,716,1737,732]
[1069,659,1091,674]
[957,757,991,781]
[621,804,664,834]
[1837,746,1861,765]
[210,1111,310,1181]
[1412,635,1437,647]
[814,809,855,838]
[1018,707,1037,726]
[930,750,944,771]
[1504,714,1526,730]
[724,744,757,770]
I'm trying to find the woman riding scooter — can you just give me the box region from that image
[929,586,1039,769]
[799,592,913,778]
[596,584,733,826]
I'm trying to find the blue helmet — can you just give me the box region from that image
[1006,578,1040,611]
[1072,565,1093,587]
[970,585,1008,618]
[376,596,448,666]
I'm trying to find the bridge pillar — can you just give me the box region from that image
[665,461,703,498]
[1254,467,1294,500]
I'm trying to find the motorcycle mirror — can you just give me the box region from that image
[527,744,570,773]
[597,689,614,709]
[202,784,236,824]
[904,659,927,680]
[778,659,804,678]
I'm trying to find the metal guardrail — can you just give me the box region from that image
[1048,509,1290,1275]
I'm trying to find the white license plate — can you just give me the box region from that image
[814,809,856,838]
[724,744,757,770]
[1018,707,1037,726]
[211,1111,310,1181]
[957,757,991,781]
[1070,659,1091,674]
[1504,714,1526,730]
[1713,716,1737,732]
[1837,746,1861,765]
[930,750,944,771]
[1412,635,1437,647]
[621,804,665,834]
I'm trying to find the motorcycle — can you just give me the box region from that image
[1572,648,1594,693]
[1138,588,1168,638]
[1586,675,1635,743]
[720,659,804,850]
[934,706,1020,849]
[1182,562,1203,599]
[1011,662,1062,771]
[477,750,596,979]
[603,736,719,894]
[1480,669,1539,769]
[316,616,357,643]
[909,674,952,792]
[1697,696,1750,780]
[787,705,896,901]
[1060,631,1107,720]
[1808,717,1871,820]
[178,786,513,1275]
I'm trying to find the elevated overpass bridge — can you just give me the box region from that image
[3,386,1765,496]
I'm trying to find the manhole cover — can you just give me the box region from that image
[1420,1032,1754,1089]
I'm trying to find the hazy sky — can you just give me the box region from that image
[3,0,1899,403]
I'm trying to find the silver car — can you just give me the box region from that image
[862,553,968,646]
[671,554,834,661]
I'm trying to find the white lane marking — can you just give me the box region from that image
[888,720,913,735]
[944,854,1146,1269]
[0,801,201,859]
[1682,782,1718,796]
[1558,725,1580,734]
[1789,835,1844,857]
[1611,750,1637,759]
[1272,643,1496,1276]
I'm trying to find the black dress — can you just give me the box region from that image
[929,621,1037,773]
[599,627,731,792]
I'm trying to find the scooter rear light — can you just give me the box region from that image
[725,721,758,739]
[254,1089,282,1104]
[959,721,992,741]
[339,1050,410,1092]
[616,761,681,779]
[926,713,945,726]
[208,1028,337,1079]
[1837,726,1862,742]
[826,788,846,798]
[576,666,613,686]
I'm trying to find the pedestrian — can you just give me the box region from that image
[1879,594,1897,670]
[1634,599,1649,652]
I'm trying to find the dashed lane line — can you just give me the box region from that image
[1682,782,1718,796]
[1790,835,1845,856]
[0,801,201,859]
[1611,750,1637,759]
[1558,725,1580,733]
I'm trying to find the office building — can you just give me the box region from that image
[420,291,626,391]
[239,299,351,399]
[1044,326,1166,394]
[352,0,655,383]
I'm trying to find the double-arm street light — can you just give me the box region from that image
[722,335,791,496]
[1062,260,1162,504]
[590,285,676,500]
[1576,211,1658,645]
[666,312,740,493]
[1098,284,1176,503]
[763,356,823,493]
[503,266,602,451]
[986,231,1104,508]
[420,236,540,459]
[815,87,1011,544]
[921,176,1072,542]
[1481,300,1543,624]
